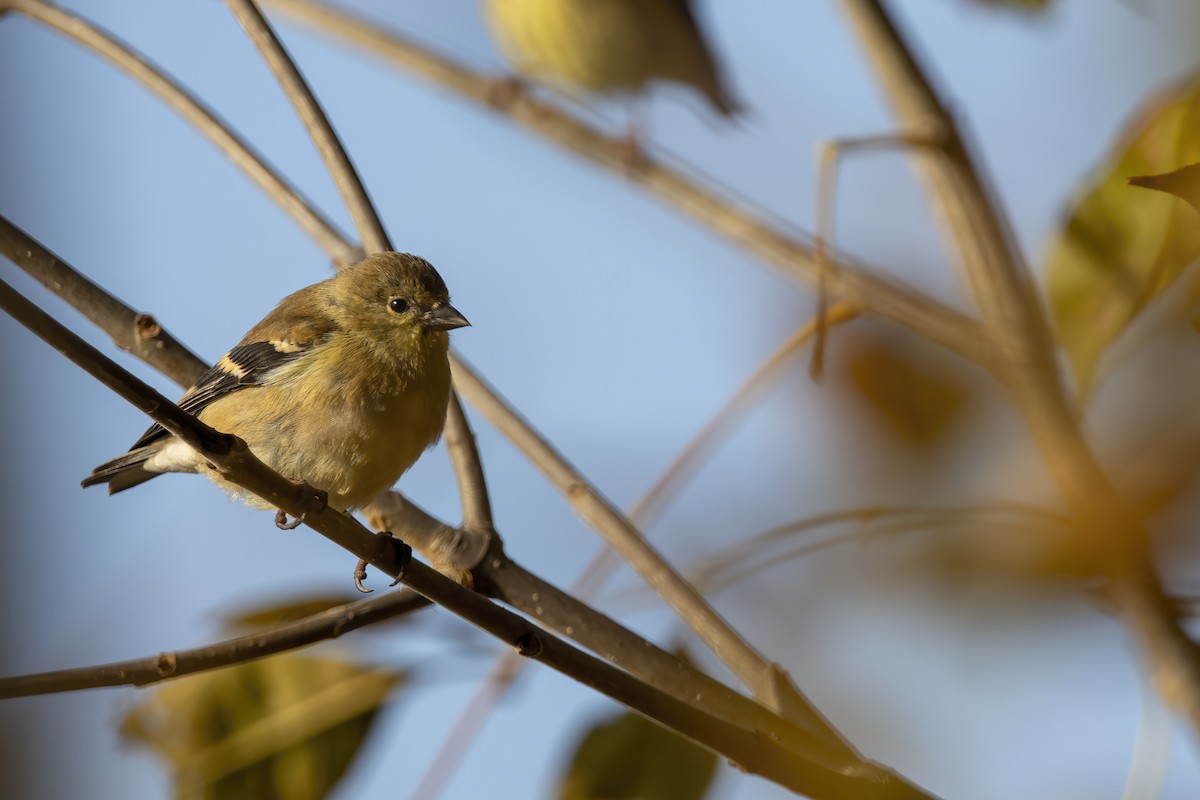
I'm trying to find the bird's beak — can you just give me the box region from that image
[424,304,470,331]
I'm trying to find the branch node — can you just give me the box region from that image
[153,652,177,678]
[514,632,543,658]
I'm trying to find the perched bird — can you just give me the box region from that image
[83,252,469,514]
[483,0,741,119]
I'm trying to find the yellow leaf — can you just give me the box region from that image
[1045,72,1200,396]
[120,655,402,800]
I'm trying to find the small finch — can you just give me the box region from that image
[83,251,469,513]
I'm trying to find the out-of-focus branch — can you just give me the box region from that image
[260,0,990,368]
[0,216,207,388]
[836,0,1200,738]
[0,0,361,268]
[0,279,936,800]
[0,588,430,698]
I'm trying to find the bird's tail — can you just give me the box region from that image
[81,447,162,494]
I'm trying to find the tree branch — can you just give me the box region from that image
[0,278,938,800]
[0,588,430,698]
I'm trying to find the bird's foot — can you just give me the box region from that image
[274,481,328,530]
[354,530,412,593]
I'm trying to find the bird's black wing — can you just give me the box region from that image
[127,338,318,450]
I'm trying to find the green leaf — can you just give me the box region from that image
[556,709,717,800]
[1045,72,1200,396]
[120,654,402,800]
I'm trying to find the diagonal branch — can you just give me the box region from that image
[0,277,938,800]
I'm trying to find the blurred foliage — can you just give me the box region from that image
[221,594,361,631]
[1045,72,1200,397]
[836,332,974,449]
[120,654,402,800]
[557,654,717,800]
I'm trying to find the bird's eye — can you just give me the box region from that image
[388,297,410,314]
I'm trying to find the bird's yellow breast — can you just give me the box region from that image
[199,334,451,511]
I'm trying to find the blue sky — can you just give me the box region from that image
[3,1,1200,798]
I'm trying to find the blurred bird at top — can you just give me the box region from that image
[483,0,742,128]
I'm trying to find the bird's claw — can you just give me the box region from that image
[352,531,412,593]
[275,509,305,530]
[354,557,373,594]
[274,482,327,530]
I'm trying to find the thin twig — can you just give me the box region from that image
[837,0,1200,737]
[224,0,389,255]
[690,503,1069,593]
[0,589,430,698]
[0,281,936,800]
[0,0,360,268]
[260,0,990,367]
[443,392,494,533]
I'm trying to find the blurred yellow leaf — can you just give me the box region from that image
[1045,72,1200,396]
[557,698,716,800]
[1129,162,1200,215]
[221,594,360,631]
[120,655,402,800]
[841,337,970,448]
